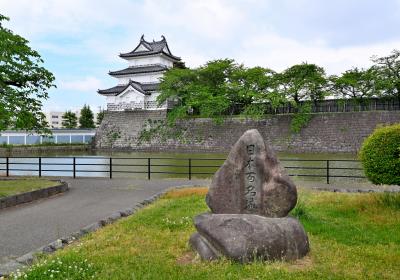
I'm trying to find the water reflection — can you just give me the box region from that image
[0,150,365,184]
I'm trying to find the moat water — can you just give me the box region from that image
[0,150,365,184]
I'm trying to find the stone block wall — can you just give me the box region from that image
[94,111,400,153]
[94,110,167,149]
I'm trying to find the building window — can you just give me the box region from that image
[52,115,59,118]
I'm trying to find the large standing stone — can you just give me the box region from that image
[206,129,297,217]
[189,213,309,263]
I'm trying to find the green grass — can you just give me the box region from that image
[0,179,60,198]
[11,188,400,280]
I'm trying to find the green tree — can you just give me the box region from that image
[158,59,239,124]
[277,63,327,107]
[62,111,77,129]
[331,67,377,99]
[79,104,95,128]
[231,66,283,117]
[0,14,55,133]
[96,110,105,126]
[371,49,400,103]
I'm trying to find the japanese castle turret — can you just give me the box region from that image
[98,35,181,111]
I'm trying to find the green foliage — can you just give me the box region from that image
[0,14,55,134]
[61,111,78,129]
[277,63,327,106]
[371,49,400,102]
[359,123,400,185]
[330,67,377,99]
[78,104,95,129]
[290,102,313,133]
[96,110,105,126]
[376,192,400,210]
[158,60,280,124]
[138,119,182,144]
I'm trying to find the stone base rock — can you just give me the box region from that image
[190,213,309,263]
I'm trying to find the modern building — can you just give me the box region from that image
[45,110,98,129]
[98,35,182,111]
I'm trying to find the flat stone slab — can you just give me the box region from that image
[190,213,309,263]
[206,129,297,217]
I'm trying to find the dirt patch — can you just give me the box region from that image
[286,256,314,271]
[164,187,208,199]
[176,251,199,265]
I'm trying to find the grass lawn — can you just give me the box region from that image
[10,188,400,280]
[0,178,60,198]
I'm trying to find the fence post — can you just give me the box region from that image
[326,160,330,184]
[109,157,112,179]
[39,157,42,178]
[6,157,9,177]
[73,157,76,178]
[188,158,192,180]
[148,158,151,180]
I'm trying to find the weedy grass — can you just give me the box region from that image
[0,178,60,198]
[375,192,400,210]
[11,187,400,280]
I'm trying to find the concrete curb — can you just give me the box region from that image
[0,184,202,277]
[0,181,69,211]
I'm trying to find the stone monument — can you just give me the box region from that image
[189,129,309,263]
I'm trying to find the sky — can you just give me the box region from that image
[1,0,400,112]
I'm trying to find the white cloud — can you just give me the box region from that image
[59,76,104,92]
[141,0,252,40]
[235,32,400,74]
[0,0,141,36]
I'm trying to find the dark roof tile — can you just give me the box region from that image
[120,35,181,61]
[98,81,159,96]
[109,64,168,76]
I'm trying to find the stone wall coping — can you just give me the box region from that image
[0,180,69,211]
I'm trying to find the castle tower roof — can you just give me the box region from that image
[119,35,181,61]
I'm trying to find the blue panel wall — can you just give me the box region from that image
[9,136,25,145]
[0,136,7,144]
[71,135,84,143]
[57,135,70,144]
[26,135,41,145]
[42,136,55,143]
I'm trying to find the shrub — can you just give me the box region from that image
[359,123,400,185]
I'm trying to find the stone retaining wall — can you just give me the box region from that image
[94,111,400,153]
[0,180,68,210]
[0,145,90,156]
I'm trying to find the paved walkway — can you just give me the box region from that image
[0,177,208,261]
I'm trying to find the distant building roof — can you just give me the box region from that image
[119,35,181,61]
[109,64,168,77]
[98,80,160,96]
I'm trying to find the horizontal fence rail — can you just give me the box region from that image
[0,157,366,184]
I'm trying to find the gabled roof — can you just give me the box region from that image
[109,64,168,77]
[119,35,181,61]
[98,80,160,96]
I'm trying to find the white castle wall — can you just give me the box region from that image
[117,73,163,84]
[126,56,173,67]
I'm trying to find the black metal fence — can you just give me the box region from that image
[0,156,365,184]
[227,97,400,115]
[270,97,400,114]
